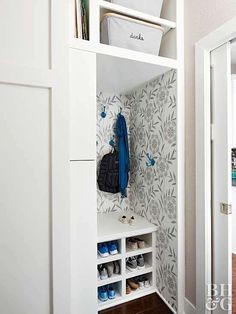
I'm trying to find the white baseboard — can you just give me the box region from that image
[155,289,176,314]
[184,298,196,314]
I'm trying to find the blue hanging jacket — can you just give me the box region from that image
[115,113,130,198]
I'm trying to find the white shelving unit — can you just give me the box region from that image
[97,212,157,311]
[69,0,178,61]
[69,0,185,313]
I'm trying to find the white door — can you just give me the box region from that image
[70,161,97,314]
[0,2,69,314]
[211,43,232,313]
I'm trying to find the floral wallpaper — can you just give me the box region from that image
[129,69,177,310]
[96,69,177,311]
[96,92,131,213]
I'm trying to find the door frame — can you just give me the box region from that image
[196,16,236,313]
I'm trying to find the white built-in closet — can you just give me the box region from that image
[0,1,184,314]
[70,1,184,313]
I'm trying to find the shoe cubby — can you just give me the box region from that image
[97,260,122,287]
[97,239,122,264]
[97,281,122,306]
[126,233,153,256]
[97,211,157,311]
[126,252,153,279]
[126,272,153,297]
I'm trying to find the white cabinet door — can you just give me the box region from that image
[0,2,70,314]
[70,161,97,314]
[0,84,52,314]
[69,49,96,160]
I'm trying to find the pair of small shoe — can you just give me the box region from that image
[126,255,145,271]
[119,215,135,225]
[126,277,151,294]
[98,285,116,302]
[98,261,120,280]
[98,241,118,258]
[127,237,145,250]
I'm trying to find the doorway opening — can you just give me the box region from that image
[195,16,236,314]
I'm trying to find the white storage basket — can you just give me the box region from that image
[110,0,163,17]
[101,13,164,55]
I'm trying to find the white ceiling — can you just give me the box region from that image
[97,53,171,94]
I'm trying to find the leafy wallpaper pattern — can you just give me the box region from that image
[96,70,177,310]
[96,92,131,213]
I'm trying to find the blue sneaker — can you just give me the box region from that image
[107,285,116,299]
[108,241,118,255]
[98,243,109,257]
[98,287,108,302]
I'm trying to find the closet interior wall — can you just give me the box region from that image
[97,69,177,310]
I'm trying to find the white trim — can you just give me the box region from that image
[195,16,236,314]
[69,40,178,69]
[185,298,196,314]
[155,289,176,314]
[176,0,185,313]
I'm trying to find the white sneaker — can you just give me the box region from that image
[119,215,128,224]
[100,267,108,280]
[129,216,135,226]
[144,278,151,288]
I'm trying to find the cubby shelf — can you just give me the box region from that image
[126,286,154,298]
[126,265,153,279]
[126,246,153,258]
[97,211,157,310]
[97,275,122,287]
[97,253,122,264]
[69,39,178,70]
[99,0,176,34]
[97,211,157,243]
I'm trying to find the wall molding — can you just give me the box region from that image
[184,297,196,314]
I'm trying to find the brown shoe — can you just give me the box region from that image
[126,284,132,294]
[127,279,139,290]
[135,238,145,249]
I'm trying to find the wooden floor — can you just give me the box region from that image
[233,254,236,313]
[99,293,172,314]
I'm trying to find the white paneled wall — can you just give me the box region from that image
[0,0,50,68]
[0,84,51,314]
[0,1,70,314]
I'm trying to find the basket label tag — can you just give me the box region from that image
[130,33,144,41]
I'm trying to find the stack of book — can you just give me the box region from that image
[74,0,89,40]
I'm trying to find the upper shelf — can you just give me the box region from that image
[97,211,157,243]
[70,0,178,67]
[99,0,176,34]
[69,38,178,70]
